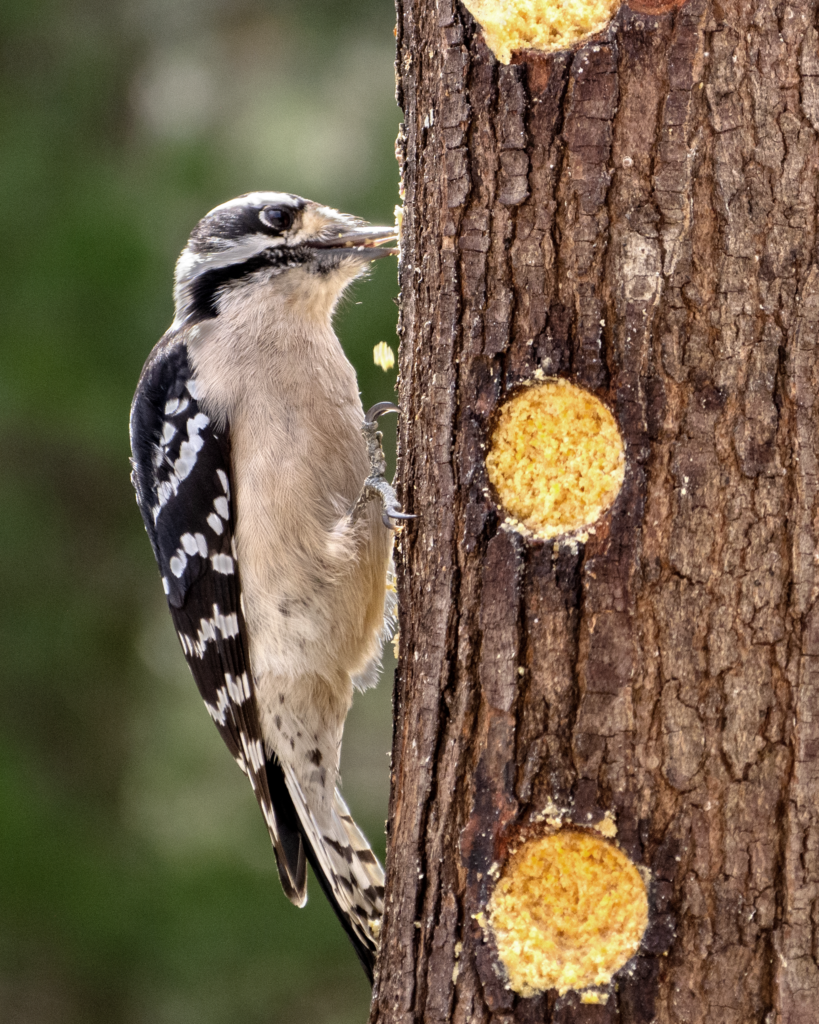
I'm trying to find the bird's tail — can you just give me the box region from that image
[281,763,385,980]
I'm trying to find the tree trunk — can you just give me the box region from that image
[373,1,819,1021]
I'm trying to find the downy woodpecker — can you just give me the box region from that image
[129,192,407,981]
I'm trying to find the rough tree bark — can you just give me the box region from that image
[372,1,819,1022]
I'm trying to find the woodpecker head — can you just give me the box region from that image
[172,192,397,328]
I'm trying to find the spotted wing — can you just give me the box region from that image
[129,335,306,903]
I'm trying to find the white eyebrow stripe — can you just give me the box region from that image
[175,233,282,286]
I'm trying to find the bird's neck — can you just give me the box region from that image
[185,281,358,425]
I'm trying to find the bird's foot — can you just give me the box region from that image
[353,403,414,529]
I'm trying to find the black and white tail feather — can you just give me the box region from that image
[283,762,386,948]
[131,335,389,981]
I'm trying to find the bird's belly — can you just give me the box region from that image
[230,410,389,686]
[237,517,390,720]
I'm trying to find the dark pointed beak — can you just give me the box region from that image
[309,225,398,259]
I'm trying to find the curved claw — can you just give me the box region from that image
[365,401,400,425]
[382,508,417,529]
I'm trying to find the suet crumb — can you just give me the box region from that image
[487,831,648,997]
[486,378,624,540]
[462,0,621,62]
[594,812,618,838]
[373,341,396,371]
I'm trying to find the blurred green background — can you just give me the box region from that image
[0,1,401,1020]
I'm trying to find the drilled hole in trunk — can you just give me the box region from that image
[462,0,622,63]
[487,830,648,998]
[486,378,625,541]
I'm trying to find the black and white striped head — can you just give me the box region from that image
[172,192,396,328]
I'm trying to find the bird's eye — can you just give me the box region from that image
[260,207,294,233]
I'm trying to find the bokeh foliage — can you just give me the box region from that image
[0,1,400,1020]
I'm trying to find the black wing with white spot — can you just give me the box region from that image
[129,335,307,903]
